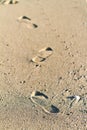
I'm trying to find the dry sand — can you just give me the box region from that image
[0,0,87,129]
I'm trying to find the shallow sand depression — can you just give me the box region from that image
[0,0,87,130]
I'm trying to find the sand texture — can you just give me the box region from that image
[0,0,87,130]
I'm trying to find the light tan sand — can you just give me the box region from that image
[0,0,87,129]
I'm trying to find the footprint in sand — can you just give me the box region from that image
[66,95,81,108]
[17,16,38,29]
[31,47,53,63]
[0,0,19,4]
[30,91,59,114]
[53,91,84,115]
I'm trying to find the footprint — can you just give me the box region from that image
[1,0,19,4]
[30,91,59,114]
[66,95,81,108]
[17,16,38,29]
[31,47,53,63]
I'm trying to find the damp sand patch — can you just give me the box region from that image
[0,92,33,116]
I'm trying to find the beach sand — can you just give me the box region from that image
[0,0,87,129]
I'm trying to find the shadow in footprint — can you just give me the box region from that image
[21,16,31,21]
[33,24,38,28]
[50,105,60,113]
[34,91,48,99]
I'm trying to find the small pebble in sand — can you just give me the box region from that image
[20,80,26,84]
